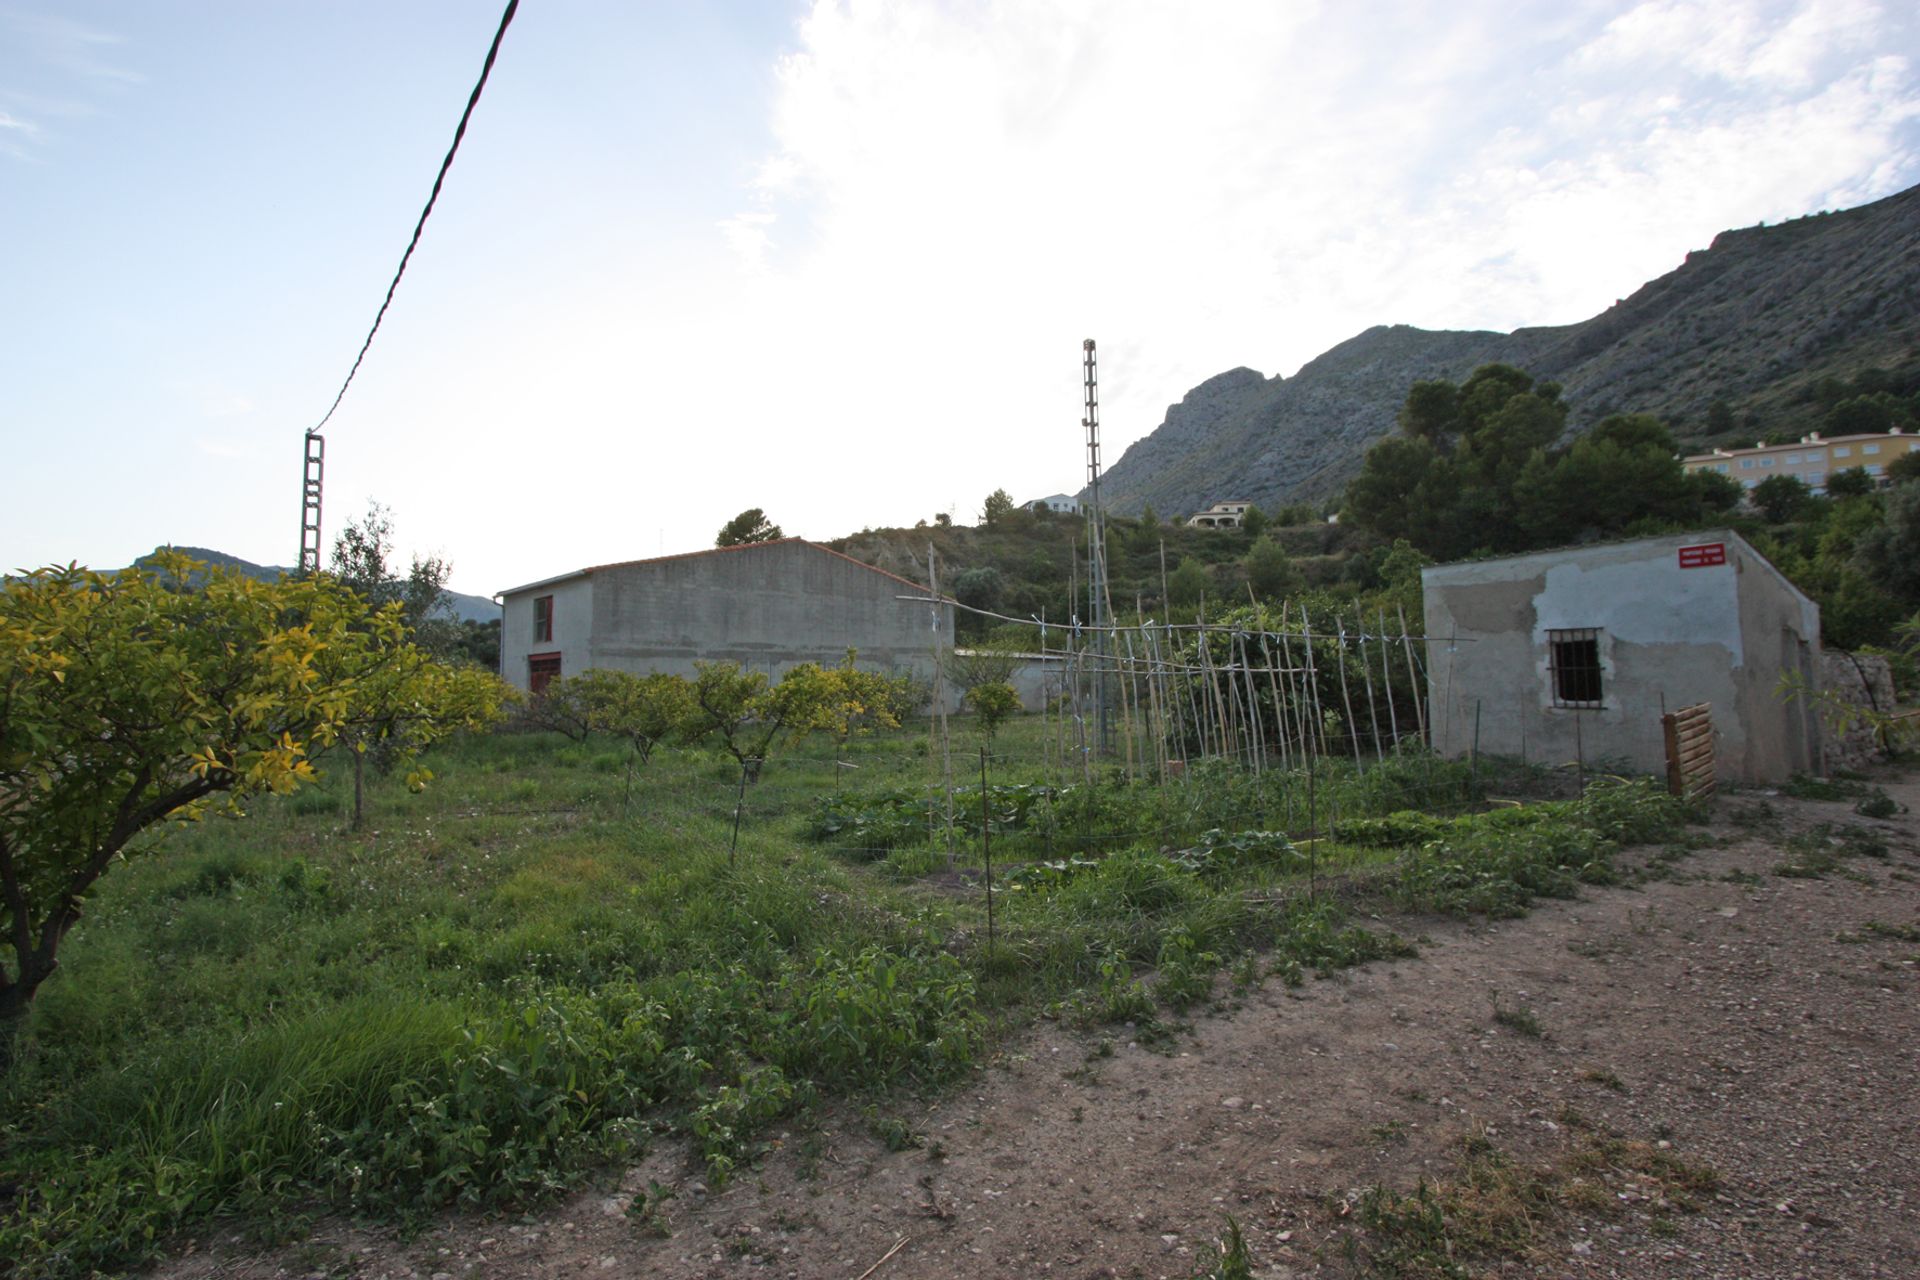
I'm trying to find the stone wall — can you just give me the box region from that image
[1819,650,1895,772]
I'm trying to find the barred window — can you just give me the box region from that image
[1548,628,1603,707]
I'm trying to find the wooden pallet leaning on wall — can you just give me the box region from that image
[1662,702,1714,800]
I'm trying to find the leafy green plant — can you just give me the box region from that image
[625,1178,676,1236]
[1154,927,1221,1012]
[775,947,982,1088]
[1084,950,1157,1025]
[1334,811,1449,848]
[1172,829,1302,877]
[692,1065,802,1186]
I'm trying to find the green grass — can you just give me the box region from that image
[1,724,1681,1278]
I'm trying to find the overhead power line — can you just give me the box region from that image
[310,0,520,434]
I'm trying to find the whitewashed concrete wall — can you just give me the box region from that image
[1423,530,1822,783]
[500,575,594,691]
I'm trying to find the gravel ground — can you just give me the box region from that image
[156,776,1920,1280]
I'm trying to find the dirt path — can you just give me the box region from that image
[161,781,1920,1280]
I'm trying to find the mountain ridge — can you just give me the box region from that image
[131,545,500,623]
[1093,183,1920,516]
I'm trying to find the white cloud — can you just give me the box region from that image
[387,0,1920,590]
[732,0,1917,449]
[717,210,779,273]
[50,1,1908,592]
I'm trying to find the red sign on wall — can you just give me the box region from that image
[1678,542,1727,569]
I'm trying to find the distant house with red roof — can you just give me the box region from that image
[497,539,954,695]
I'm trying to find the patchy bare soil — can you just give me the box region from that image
[158,778,1920,1280]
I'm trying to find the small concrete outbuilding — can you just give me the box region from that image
[1420,530,1822,784]
[498,539,954,696]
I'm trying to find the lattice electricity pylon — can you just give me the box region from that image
[1082,338,1113,752]
[299,430,326,576]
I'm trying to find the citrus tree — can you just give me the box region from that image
[682,660,819,783]
[798,651,915,756]
[565,668,695,809]
[963,681,1022,741]
[680,656,914,783]
[0,555,507,1030]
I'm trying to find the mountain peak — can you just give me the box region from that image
[1093,182,1920,517]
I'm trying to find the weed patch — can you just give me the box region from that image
[1783,774,1865,801]
[1397,779,1681,918]
[1187,1216,1255,1279]
[1855,788,1901,819]
[1775,823,1890,878]
[1491,995,1543,1039]
[1271,898,1416,987]
[1338,1129,1717,1277]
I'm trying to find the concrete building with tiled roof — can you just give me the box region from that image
[497,539,954,696]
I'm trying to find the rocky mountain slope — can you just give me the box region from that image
[1095,183,1920,516]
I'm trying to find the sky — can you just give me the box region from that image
[3,0,1917,598]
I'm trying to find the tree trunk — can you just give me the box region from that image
[0,977,37,1068]
[353,749,366,830]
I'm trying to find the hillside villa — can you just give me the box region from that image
[1186,500,1253,528]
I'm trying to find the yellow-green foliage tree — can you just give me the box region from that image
[0,555,508,1029]
[568,669,695,809]
[799,651,915,757]
[572,669,694,766]
[683,655,913,782]
[683,660,824,783]
[963,681,1021,740]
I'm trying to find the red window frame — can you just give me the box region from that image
[533,594,554,643]
[528,653,561,696]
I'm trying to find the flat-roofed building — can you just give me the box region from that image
[1681,429,1919,492]
[1421,530,1823,784]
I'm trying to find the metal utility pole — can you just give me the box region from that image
[290,1,520,578]
[298,430,326,575]
[1082,339,1113,753]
